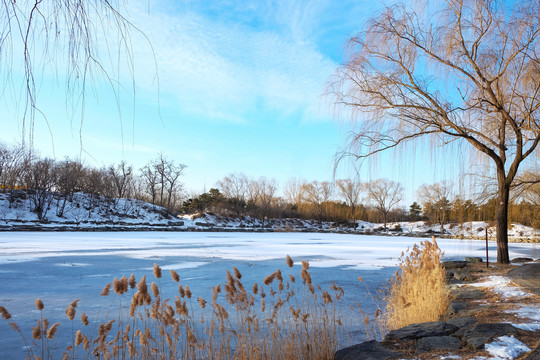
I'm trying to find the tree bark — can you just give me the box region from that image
[495,176,510,264]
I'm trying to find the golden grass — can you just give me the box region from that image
[1,257,350,360]
[381,237,449,331]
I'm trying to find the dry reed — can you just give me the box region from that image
[382,237,449,331]
[1,256,355,360]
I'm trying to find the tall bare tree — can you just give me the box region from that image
[417,182,453,229]
[336,179,364,226]
[365,179,403,229]
[330,0,540,263]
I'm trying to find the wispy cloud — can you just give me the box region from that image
[124,0,338,124]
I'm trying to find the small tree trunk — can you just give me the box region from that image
[495,177,510,264]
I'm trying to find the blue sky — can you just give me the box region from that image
[2,0,465,203]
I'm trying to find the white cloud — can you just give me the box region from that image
[124,0,337,124]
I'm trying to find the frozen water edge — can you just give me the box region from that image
[0,231,538,267]
[0,232,538,359]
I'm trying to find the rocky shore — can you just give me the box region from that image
[335,259,540,360]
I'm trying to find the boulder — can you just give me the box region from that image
[443,261,468,269]
[506,263,540,295]
[465,256,483,263]
[334,340,401,360]
[450,287,486,300]
[523,345,540,360]
[384,321,459,342]
[511,257,534,264]
[416,336,462,353]
[446,300,468,317]
[463,323,519,350]
[446,316,477,329]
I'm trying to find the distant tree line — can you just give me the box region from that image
[0,142,185,220]
[184,174,540,229]
[1,141,538,228]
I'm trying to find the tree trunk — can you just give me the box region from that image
[495,178,510,264]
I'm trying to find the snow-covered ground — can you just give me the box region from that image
[1,193,539,242]
[0,192,182,227]
[0,232,538,359]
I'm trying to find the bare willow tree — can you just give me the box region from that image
[336,179,364,225]
[1,0,154,145]
[330,0,540,263]
[365,178,403,229]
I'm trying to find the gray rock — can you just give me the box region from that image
[446,300,467,317]
[450,287,486,300]
[334,340,401,360]
[446,316,477,329]
[523,345,540,360]
[384,321,459,342]
[443,261,468,269]
[453,271,476,282]
[511,257,534,263]
[463,323,519,350]
[465,256,483,263]
[507,263,540,295]
[416,336,462,353]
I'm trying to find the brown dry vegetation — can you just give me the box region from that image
[0,240,452,359]
[381,237,449,331]
[1,258,353,360]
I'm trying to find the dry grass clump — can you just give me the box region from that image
[1,256,349,360]
[382,237,449,331]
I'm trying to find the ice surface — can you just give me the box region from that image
[0,232,537,359]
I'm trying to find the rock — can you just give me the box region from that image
[463,323,519,350]
[453,271,476,282]
[443,261,468,269]
[465,256,483,263]
[511,257,534,263]
[446,300,468,317]
[523,345,540,360]
[450,287,486,300]
[416,336,462,353]
[334,340,401,360]
[447,316,477,336]
[507,263,540,295]
[446,316,476,329]
[384,321,459,342]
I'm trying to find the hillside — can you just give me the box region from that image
[0,192,539,242]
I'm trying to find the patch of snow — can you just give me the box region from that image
[468,276,531,298]
[507,304,540,331]
[484,336,530,359]
[511,323,540,331]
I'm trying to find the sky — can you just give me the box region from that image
[1,0,483,204]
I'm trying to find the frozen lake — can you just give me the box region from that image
[0,232,537,358]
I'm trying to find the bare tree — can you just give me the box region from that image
[25,158,57,220]
[1,1,155,145]
[301,180,333,223]
[0,143,30,206]
[330,0,540,263]
[55,159,84,217]
[365,179,403,229]
[140,154,186,210]
[417,182,453,229]
[336,179,364,226]
[108,161,134,200]
[283,178,306,216]
[251,177,278,227]
[217,173,249,217]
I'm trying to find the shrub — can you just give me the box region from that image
[381,237,449,331]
